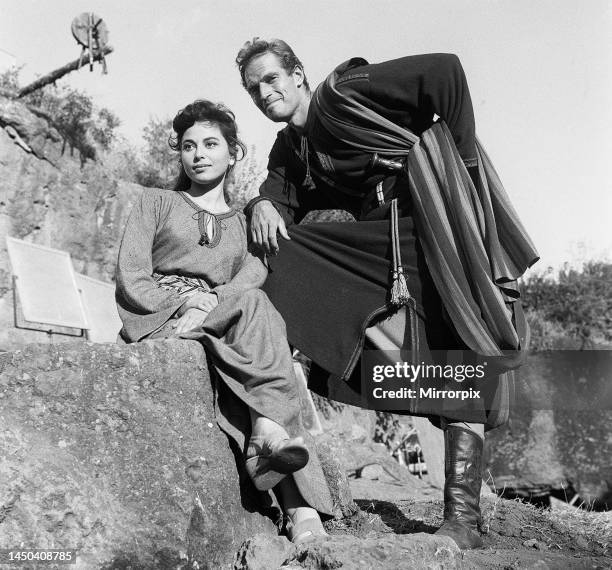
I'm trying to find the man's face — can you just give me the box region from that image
[244,52,305,123]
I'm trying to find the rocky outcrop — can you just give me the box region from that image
[0,98,63,164]
[0,340,354,569]
[0,94,142,350]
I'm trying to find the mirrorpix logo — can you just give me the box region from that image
[362,356,488,409]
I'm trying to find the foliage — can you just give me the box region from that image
[99,136,143,184]
[225,145,265,209]
[522,261,612,348]
[524,308,580,351]
[26,85,121,159]
[0,65,21,93]
[373,412,403,451]
[135,117,177,189]
[91,107,121,149]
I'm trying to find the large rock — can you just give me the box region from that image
[234,533,460,569]
[0,340,353,568]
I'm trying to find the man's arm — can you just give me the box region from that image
[245,131,309,254]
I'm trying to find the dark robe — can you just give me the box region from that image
[248,54,538,428]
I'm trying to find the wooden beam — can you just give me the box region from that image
[17,46,113,98]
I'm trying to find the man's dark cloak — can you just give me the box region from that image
[251,54,539,427]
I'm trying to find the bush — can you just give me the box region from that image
[0,65,21,93]
[522,261,612,348]
[135,117,176,189]
[225,146,264,209]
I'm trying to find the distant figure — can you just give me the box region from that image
[237,38,539,549]
[115,100,331,543]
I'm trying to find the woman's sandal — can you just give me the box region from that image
[245,436,309,491]
[285,516,328,545]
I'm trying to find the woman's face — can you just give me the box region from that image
[180,121,234,187]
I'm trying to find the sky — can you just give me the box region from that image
[2,0,611,271]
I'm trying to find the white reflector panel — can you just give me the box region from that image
[6,237,89,329]
[75,273,122,343]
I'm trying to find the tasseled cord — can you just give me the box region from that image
[389,195,412,308]
[301,136,315,190]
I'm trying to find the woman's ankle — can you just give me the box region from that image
[250,412,289,441]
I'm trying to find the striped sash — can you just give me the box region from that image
[311,70,539,358]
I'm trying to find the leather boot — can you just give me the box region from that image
[435,425,484,549]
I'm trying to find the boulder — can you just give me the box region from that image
[0,340,353,568]
[235,533,461,569]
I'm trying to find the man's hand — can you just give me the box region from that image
[250,200,290,255]
[173,307,209,335]
[176,292,218,317]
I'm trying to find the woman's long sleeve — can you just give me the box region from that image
[116,192,185,338]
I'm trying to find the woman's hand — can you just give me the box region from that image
[173,307,210,335]
[176,292,219,316]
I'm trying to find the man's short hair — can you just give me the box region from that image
[236,37,310,91]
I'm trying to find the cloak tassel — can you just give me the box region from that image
[389,194,411,308]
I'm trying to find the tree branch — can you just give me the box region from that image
[18,46,113,99]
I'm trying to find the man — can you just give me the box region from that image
[236,38,538,549]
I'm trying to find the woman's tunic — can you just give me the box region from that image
[116,188,333,516]
[116,189,266,342]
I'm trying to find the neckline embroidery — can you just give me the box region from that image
[178,191,236,248]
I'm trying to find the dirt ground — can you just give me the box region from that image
[324,477,612,569]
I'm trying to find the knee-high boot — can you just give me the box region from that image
[434,424,484,549]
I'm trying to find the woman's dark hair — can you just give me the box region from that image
[236,37,310,92]
[169,99,247,192]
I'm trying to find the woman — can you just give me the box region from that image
[115,99,332,543]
